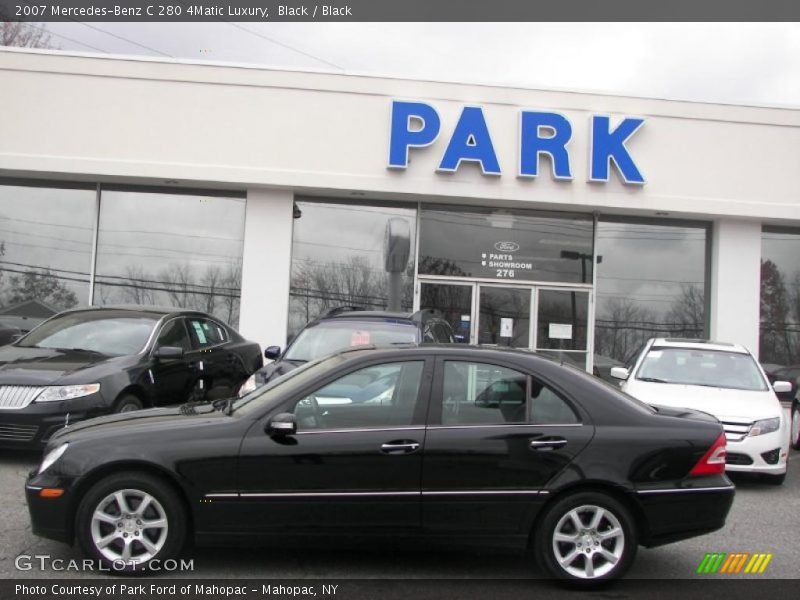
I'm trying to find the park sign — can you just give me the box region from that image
[387,100,646,185]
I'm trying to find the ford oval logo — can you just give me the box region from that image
[494,241,520,252]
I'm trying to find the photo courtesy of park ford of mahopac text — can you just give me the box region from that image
[2,1,800,600]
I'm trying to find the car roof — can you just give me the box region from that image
[318,343,566,369]
[650,337,750,354]
[327,311,417,320]
[58,305,212,319]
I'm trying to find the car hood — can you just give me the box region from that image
[51,405,228,445]
[624,380,781,421]
[0,345,117,386]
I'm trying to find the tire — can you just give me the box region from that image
[791,403,800,451]
[762,472,786,486]
[75,471,187,573]
[115,394,143,413]
[535,491,637,584]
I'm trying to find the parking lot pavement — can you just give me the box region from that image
[1,449,798,580]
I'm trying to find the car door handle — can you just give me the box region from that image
[380,440,420,455]
[529,438,568,451]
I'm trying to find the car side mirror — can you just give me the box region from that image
[773,380,792,394]
[610,367,630,381]
[266,413,296,436]
[155,346,184,360]
[264,346,281,360]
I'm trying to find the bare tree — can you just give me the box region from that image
[0,21,56,49]
[595,297,660,362]
[119,265,155,305]
[665,284,705,338]
[289,256,388,331]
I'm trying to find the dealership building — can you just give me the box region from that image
[1,48,799,370]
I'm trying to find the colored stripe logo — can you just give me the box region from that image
[697,553,773,574]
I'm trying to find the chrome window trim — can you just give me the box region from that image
[206,489,547,499]
[426,423,583,430]
[295,427,426,436]
[422,490,547,496]
[635,485,735,495]
[294,424,583,435]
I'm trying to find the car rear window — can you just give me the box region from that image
[284,320,419,362]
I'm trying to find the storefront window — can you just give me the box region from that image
[595,219,708,364]
[93,189,246,327]
[0,183,96,332]
[288,199,417,337]
[760,227,800,366]
[419,205,594,284]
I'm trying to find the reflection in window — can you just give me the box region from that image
[291,361,424,430]
[760,227,800,366]
[594,219,708,364]
[288,199,417,337]
[93,190,245,327]
[0,184,95,332]
[442,361,528,425]
[419,206,594,283]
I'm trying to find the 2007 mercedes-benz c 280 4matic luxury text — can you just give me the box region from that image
[26,346,734,582]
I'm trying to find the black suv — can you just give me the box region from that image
[245,307,454,390]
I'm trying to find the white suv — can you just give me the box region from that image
[612,338,791,485]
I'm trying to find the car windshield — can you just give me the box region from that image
[17,312,159,357]
[284,320,419,362]
[636,347,768,391]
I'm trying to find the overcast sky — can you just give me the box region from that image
[38,22,800,107]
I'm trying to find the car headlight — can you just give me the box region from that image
[238,374,257,397]
[36,384,100,403]
[749,417,781,437]
[38,443,69,475]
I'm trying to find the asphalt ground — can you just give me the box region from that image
[0,447,797,583]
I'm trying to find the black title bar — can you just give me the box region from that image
[2,0,800,22]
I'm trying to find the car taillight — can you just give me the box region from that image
[689,432,727,476]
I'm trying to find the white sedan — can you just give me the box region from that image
[611,338,791,485]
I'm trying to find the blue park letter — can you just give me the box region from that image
[519,111,573,179]
[438,106,501,175]
[387,101,441,169]
[590,116,645,184]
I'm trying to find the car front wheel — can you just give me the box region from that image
[791,403,800,451]
[115,394,143,413]
[76,472,186,572]
[535,491,637,583]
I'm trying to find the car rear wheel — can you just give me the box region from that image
[76,472,186,572]
[535,491,637,583]
[791,403,800,451]
[115,394,143,413]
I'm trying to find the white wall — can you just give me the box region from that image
[709,219,762,353]
[0,50,799,224]
[238,188,294,349]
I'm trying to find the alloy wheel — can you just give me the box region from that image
[551,504,625,579]
[90,488,169,565]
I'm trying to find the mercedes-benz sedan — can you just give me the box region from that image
[26,345,733,582]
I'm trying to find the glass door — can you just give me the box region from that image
[419,281,474,343]
[476,285,532,348]
[535,288,591,370]
[417,280,593,371]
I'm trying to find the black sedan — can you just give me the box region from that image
[0,306,262,448]
[25,345,733,582]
